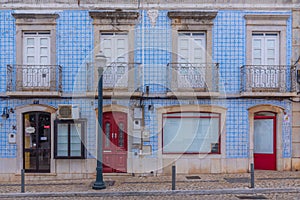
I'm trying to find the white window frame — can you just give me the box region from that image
[245,14,289,66]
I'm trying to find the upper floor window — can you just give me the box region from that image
[10,13,60,92]
[178,32,206,63]
[252,32,279,65]
[23,32,51,65]
[100,32,128,64]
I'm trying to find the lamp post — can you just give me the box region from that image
[92,51,107,190]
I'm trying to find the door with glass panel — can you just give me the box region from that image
[23,32,51,89]
[102,112,127,173]
[23,112,51,173]
[254,112,276,170]
[251,33,279,90]
[177,32,206,89]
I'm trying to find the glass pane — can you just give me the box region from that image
[38,149,50,170]
[163,115,220,153]
[57,124,68,157]
[118,123,124,147]
[105,122,110,147]
[254,119,274,154]
[24,150,37,170]
[70,123,82,157]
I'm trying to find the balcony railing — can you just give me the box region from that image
[86,62,143,92]
[7,64,62,92]
[167,63,219,92]
[241,65,297,93]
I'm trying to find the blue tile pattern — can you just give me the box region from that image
[0,9,293,161]
[0,11,15,93]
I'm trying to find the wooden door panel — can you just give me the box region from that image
[102,112,127,173]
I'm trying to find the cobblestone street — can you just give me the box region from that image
[1,171,300,199]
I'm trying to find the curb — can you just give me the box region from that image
[1,187,300,198]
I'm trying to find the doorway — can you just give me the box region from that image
[23,112,51,173]
[254,112,276,170]
[102,112,127,173]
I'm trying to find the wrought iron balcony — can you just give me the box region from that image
[7,64,62,93]
[241,65,297,94]
[86,62,143,93]
[167,63,219,93]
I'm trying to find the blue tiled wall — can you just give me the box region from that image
[56,10,93,93]
[0,9,293,160]
[0,11,15,93]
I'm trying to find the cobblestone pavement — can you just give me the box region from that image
[1,170,300,199]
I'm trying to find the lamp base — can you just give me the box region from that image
[92,181,106,190]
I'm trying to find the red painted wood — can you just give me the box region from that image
[102,112,127,173]
[254,114,276,170]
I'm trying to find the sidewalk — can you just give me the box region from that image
[1,170,300,198]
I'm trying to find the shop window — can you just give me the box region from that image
[54,120,86,159]
[162,112,221,154]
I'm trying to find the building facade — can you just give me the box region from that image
[0,0,299,181]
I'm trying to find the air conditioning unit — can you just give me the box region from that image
[57,104,80,119]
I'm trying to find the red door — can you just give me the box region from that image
[102,112,127,173]
[254,112,276,170]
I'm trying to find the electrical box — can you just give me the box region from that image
[142,130,150,142]
[134,107,143,119]
[132,130,141,144]
[8,133,16,144]
[134,119,141,130]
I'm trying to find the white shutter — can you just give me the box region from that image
[100,33,129,88]
[23,32,51,88]
[178,32,206,63]
[252,33,279,65]
[251,33,279,89]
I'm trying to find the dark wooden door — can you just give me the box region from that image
[23,112,51,173]
[103,112,127,173]
[254,113,276,170]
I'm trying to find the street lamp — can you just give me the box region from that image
[92,51,107,190]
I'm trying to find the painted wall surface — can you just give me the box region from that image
[0,9,293,162]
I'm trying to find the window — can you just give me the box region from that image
[89,11,139,91]
[54,120,86,159]
[178,32,206,63]
[252,33,279,65]
[101,33,128,64]
[162,112,220,154]
[244,14,289,66]
[12,13,59,92]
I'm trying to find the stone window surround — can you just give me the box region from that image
[168,11,217,92]
[12,13,58,66]
[156,105,227,168]
[168,11,217,64]
[12,13,59,92]
[244,14,290,65]
[89,11,139,91]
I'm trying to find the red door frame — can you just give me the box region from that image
[102,112,127,173]
[254,113,276,170]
